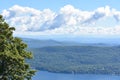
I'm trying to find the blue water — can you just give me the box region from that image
[32,71,120,80]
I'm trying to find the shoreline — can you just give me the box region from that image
[35,69,120,76]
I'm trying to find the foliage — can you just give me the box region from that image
[27,45,120,75]
[0,15,35,80]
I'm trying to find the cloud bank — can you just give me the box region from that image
[1,5,120,35]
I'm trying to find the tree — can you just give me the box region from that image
[0,15,36,80]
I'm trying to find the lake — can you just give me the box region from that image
[32,71,120,80]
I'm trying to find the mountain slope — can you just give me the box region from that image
[27,45,120,74]
[22,38,118,48]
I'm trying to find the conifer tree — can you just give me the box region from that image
[0,15,35,80]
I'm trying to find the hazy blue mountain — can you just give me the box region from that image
[20,35,120,45]
[22,38,120,48]
[22,38,62,48]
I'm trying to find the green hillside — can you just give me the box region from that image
[27,46,120,75]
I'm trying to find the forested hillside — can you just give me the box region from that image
[26,43,120,75]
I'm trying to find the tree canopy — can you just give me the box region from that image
[0,15,35,80]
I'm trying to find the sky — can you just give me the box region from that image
[0,0,120,11]
[1,0,120,37]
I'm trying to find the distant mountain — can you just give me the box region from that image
[22,38,83,48]
[22,38,62,48]
[22,38,120,48]
[27,45,120,75]
[19,35,120,45]
[23,38,120,74]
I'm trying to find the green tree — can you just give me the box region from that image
[0,15,35,80]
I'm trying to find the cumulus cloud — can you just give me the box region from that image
[1,5,120,35]
[2,5,56,31]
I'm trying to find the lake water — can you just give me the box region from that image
[32,71,120,80]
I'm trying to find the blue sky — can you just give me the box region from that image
[0,0,120,11]
[1,0,120,37]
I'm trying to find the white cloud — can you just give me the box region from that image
[2,5,56,31]
[1,5,120,35]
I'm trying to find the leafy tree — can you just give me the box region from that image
[0,15,36,80]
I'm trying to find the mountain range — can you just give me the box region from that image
[23,37,120,74]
